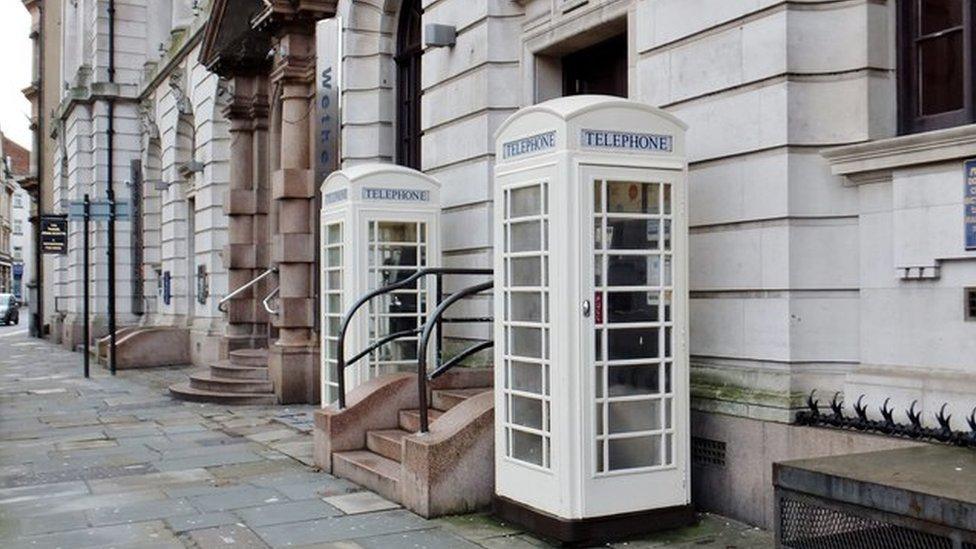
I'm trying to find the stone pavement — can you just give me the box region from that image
[0,333,772,548]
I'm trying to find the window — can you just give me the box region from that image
[13,195,22,208]
[899,0,976,134]
[12,246,21,261]
[395,0,423,169]
[966,287,976,320]
[562,34,628,98]
[13,220,22,236]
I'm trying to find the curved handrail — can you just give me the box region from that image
[262,286,280,315]
[345,326,422,368]
[334,267,491,409]
[428,340,493,381]
[218,267,277,312]
[416,280,494,433]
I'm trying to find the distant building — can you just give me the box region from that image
[11,185,32,302]
[0,132,28,295]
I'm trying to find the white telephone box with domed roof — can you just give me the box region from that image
[492,96,693,544]
[319,164,441,405]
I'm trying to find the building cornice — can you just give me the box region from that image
[822,124,976,183]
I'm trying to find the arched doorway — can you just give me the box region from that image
[395,0,423,169]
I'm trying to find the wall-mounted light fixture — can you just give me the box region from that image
[424,24,456,48]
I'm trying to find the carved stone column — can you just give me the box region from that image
[268,30,319,404]
[220,76,269,354]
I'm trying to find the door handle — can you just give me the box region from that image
[582,299,591,317]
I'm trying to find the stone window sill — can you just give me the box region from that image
[822,124,976,183]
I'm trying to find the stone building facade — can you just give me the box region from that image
[28,0,976,529]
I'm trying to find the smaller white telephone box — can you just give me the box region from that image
[319,164,441,405]
[492,96,693,543]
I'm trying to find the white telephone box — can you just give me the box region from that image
[320,164,441,405]
[492,96,693,543]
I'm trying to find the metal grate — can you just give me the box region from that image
[779,497,955,549]
[691,436,726,467]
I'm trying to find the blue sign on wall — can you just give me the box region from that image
[966,159,976,250]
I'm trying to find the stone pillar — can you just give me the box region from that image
[220,76,269,355]
[268,31,319,404]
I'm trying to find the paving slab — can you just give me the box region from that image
[234,499,343,527]
[187,523,270,548]
[164,511,240,533]
[190,485,287,512]
[323,491,400,515]
[87,497,198,526]
[253,509,431,547]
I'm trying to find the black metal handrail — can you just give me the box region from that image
[334,267,491,409]
[416,280,494,433]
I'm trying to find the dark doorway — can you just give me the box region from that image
[396,0,423,169]
[562,34,627,97]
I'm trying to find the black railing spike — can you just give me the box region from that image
[807,390,820,416]
[880,398,895,426]
[936,403,953,436]
[829,392,844,418]
[968,407,976,433]
[906,400,923,432]
[853,394,869,422]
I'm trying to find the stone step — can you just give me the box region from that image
[228,348,268,367]
[367,429,410,462]
[332,450,401,503]
[188,372,273,394]
[431,387,491,411]
[210,360,269,380]
[398,408,444,433]
[168,383,276,405]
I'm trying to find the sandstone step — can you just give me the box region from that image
[431,387,490,411]
[210,360,269,380]
[332,450,401,503]
[398,408,444,433]
[188,372,273,394]
[367,429,410,462]
[229,348,268,367]
[168,383,276,405]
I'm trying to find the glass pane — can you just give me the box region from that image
[608,327,660,361]
[607,181,660,214]
[607,218,660,250]
[607,291,659,323]
[511,186,541,217]
[510,361,543,394]
[326,317,342,337]
[511,221,542,253]
[511,292,542,322]
[511,430,544,466]
[663,290,672,321]
[665,433,674,465]
[327,247,342,267]
[327,270,342,288]
[510,257,542,286]
[663,220,672,251]
[370,245,421,268]
[597,441,605,472]
[594,219,604,250]
[920,0,963,34]
[608,255,660,287]
[665,326,672,358]
[608,436,662,470]
[596,404,605,435]
[664,397,673,429]
[595,256,603,286]
[326,294,342,312]
[510,327,542,358]
[663,185,671,215]
[609,399,662,433]
[663,256,672,287]
[918,32,964,116]
[376,221,417,242]
[327,223,342,243]
[595,365,604,398]
[664,362,673,393]
[594,329,603,361]
[608,364,661,396]
[511,395,543,430]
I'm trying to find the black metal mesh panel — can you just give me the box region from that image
[780,497,954,549]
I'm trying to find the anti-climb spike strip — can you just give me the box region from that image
[853,395,869,423]
[880,398,895,427]
[806,390,820,417]
[795,392,976,449]
[830,392,844,418]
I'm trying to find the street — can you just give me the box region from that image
[0,334,771,548]
[0,308,28,339]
